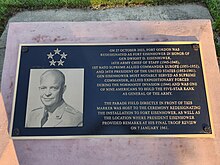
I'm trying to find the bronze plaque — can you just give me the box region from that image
[10,42,213,139]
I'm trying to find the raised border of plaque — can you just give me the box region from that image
[10,41,214,139]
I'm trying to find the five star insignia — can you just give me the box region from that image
[47,48,68,66]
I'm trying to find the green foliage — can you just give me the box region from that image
[147,0,200,5]
[0,0,201,9]
[1,0,91,8]
[88,0,200,8]
[0,6,7,33]
[203,0,220,56]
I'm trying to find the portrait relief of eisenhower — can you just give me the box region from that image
[25,69,83,128]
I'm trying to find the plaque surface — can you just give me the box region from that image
[10,42,213,138]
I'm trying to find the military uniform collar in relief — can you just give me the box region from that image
[44,100,66,119]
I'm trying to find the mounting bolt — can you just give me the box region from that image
[21,46,29,53]
[13,128,20,135]
[203,125,212,134]
[192,44,199,51]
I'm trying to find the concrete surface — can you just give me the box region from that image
[0,93,18,165]
[2,20,220,165]
[0,4,213,85]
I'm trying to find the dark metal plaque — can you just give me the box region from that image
[10,42,213,139]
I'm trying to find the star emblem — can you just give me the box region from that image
[57,59,64,66]
[60,52,67,59]
[49,60,56,66]
[47,48,68,66]
[47,52,54,59]
[54,48,61,54]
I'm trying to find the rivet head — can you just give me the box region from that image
[203,125,212,134]
[13,128,20,135]
[21,46,29,53]
[192,44,199,51]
